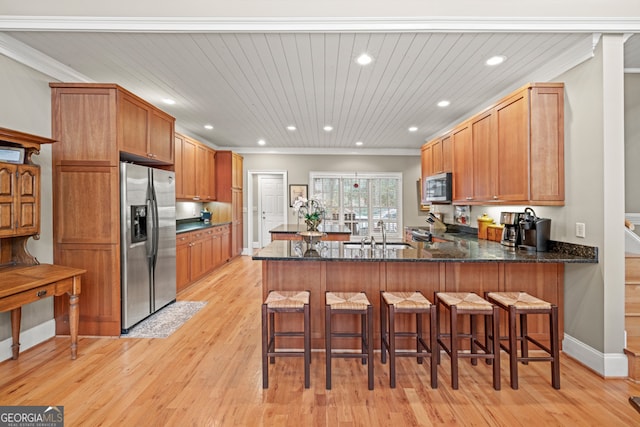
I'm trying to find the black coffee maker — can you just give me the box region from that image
[518,207,551,252]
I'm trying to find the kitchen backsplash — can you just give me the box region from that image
[176,201,232,222]
[428,204,563,232]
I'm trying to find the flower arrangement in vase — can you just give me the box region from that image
[292,197,326,232]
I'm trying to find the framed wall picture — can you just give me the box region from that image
[289,184,308,207]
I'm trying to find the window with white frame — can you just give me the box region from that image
[309,172,402,240]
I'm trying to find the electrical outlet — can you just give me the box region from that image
[576,222,586,238]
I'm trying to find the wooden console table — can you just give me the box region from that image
[0,264,85,360]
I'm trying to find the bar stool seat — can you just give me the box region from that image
[380,291,437,388]
[262,290,311,389]
[325,291,374,390]
[486,291,560,389]
[435,292,500,390]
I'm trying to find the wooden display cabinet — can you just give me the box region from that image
[0,127,54,266]
[0,164,39,238]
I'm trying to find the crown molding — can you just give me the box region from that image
[1,16,640,33]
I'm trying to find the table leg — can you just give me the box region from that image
[69,293,79,359]
[10,307,21,360]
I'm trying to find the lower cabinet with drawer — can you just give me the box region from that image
[176,224,231,293]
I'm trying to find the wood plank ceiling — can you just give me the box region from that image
[3,31,600,151]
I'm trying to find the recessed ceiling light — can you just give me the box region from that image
[257,139,266,146]
[486,55,506,66]
[323,125,333,132]
[286,125,296,131]
[408,126,418,132]
[437,100,450,108]
[204,124,214,130]
[162,98,176,105]
[355,141,363,146]
[356,53,373,66]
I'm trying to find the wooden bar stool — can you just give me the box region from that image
[435,292,500,390]
[325,291,374,390]
[380,291,437,389]
[262,290,311,389]
[485,291,560,390]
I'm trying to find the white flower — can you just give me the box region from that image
[292,196,308,212]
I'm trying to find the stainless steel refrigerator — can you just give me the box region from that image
[120,162,177,333]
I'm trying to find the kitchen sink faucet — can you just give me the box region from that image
[377,220,387,251]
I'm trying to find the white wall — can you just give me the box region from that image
[243,153,425,245]
[0,54,56,352]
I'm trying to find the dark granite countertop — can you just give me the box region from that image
[176,219,232,234]
[252,231,598,264]
[269,223,352,234]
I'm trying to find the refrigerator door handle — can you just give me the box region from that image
[150,186,160,270]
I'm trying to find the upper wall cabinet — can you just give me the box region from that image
[118,92,175,164]
[50,83,175,166]
[216,151,243,202]
[174,132,216,201]
[423,82,564,206]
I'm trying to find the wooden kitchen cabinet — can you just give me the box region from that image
[196,144,216,201]
[232,188,243,257]
[471,110,495,202]
[216,151,243,201]
[220,225,231,263]
[176,233,191,293]
[493,90,529,203]
[217,151,243,257]
[421,144,433,180]
[50,83,175,336]
[176,224,232,293]
[50,83,175,166]
[421,133,453,203]
[174,132,216,201]
[451,122,473,203]
[118,91,175,164]
[430,82,564,206]
[528,85,565,203]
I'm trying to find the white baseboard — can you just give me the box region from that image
[0,319,55,362]
[563,334,628,377]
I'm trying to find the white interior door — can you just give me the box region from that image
[258,175,285,247]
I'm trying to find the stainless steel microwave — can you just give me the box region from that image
[424,172,452,203]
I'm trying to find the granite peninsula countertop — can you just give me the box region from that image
[176,219,232,234]
[252,231,598,264]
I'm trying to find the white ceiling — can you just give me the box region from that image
[1,26,639,154]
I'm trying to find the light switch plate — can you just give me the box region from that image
[576,222,586,238]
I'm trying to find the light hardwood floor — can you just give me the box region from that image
[2,255,640,426]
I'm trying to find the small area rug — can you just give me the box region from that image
[121,301,207,338]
